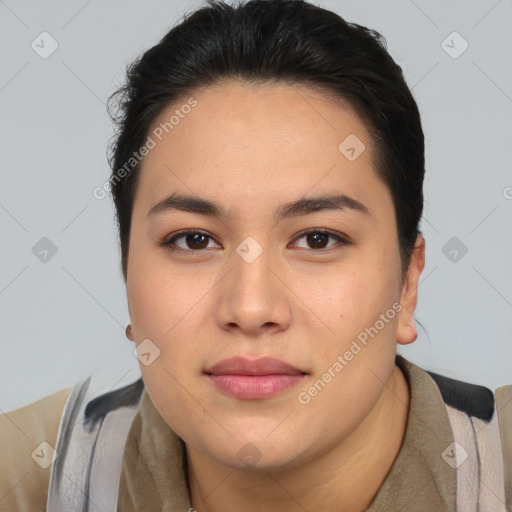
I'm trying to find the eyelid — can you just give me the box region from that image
[160,229,220,251]
[291,228,350,246]
[160,228,351,253]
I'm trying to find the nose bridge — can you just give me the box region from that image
[230,234,274,296]
[215,234,290,331]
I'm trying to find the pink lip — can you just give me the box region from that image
[204,357,307,400]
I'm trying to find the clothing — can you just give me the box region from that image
[0,386,70,511]
[1,355,511,511]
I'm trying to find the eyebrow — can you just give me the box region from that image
[147,192,371,223]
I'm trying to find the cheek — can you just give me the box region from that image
[307,266,400,358]
[323,268,389,323]
[127,265,207,386]
[127,248,189,338]
[141,366,207,447]
[128,279,170,338]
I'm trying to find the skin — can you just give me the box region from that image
[125,80,426,511]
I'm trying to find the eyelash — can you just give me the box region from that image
[159,228,351,254]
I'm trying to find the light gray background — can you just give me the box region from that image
[1,0,511,411]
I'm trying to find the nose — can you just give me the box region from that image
[214,242,292,336]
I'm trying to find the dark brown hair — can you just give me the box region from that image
[107,0,424,282]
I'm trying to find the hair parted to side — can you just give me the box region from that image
[106,0,424,283]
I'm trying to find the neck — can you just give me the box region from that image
[186,365,410,512]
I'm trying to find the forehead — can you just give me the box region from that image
[133,80,390,219]
[148,80,372,152]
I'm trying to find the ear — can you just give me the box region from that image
[397,234,426,345]
[126,298,135,341]
[125,323,135,342]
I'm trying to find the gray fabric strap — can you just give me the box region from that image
[445,399,508,511]
[46,377,142,512]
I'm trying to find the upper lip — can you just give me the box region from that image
[204,357,306,376]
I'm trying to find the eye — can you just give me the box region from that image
[291,229,350,251]
[160,230,220,253]
[159,228,350,254]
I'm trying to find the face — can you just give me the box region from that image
[125,80,422,470]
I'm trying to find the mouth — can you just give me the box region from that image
[204,356,308,400]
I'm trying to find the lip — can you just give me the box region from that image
[204,357,307,400]
[205,356,305,376]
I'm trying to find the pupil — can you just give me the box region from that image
[308,232,327,249]
[188,233,207,249]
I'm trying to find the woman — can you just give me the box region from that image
[1,1,510,511]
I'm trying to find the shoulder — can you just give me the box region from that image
[372,357,511,511]
[426,367,512,432]
[0,386,72,512]
[495,383,512,467]
[425,368,496,421]
[45,377,145,511]
[425,368,512,510]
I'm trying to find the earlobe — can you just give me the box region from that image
[396,234,425,346]
[125,323,135,342]
[397,321,418,345]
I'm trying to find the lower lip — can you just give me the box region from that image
[207,374,306,399]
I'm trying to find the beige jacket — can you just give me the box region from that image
[1,355,511,511]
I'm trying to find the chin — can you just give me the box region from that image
[201,433,306,471]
